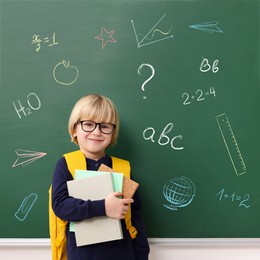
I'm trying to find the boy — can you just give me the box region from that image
[51,94,150,259]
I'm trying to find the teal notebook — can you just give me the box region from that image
[69,170,124,232]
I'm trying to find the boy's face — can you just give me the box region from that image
[73,118,113,160]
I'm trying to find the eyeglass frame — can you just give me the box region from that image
[78,120,116,134]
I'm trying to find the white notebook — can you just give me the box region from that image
[67,172,123,246]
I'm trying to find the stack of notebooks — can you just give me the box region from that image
[67,164,139,247]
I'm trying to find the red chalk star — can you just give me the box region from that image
[95,27,117,49]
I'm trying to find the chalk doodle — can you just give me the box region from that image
[163,176,195,210]
[143,122,184,150]
[131,13,173,48]
[216,188,250,208]
[13,92,41,119]
[53,60,79,86]
[12,149,47,168]
[216,113,247,176]
[32,32,59,52]
[137,63,155,99]
[189,21,223,33]
[138,24,173,41]
[200,57,220,73]
[95,27,117,49]
[15,193,38,221]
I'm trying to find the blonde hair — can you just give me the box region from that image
[68,94,119,145]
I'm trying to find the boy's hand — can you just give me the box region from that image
[105,192,134,219]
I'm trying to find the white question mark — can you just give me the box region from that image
[138,63,155,99]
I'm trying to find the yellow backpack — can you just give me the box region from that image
[49,150,137,260]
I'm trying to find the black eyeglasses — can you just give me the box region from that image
[79,120,116,134]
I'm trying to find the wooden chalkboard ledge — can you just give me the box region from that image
[0,238,260,247]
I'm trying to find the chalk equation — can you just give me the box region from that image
[143,122,184,150]
[12,149,47,168]
[53,60,79,86]
[95,27,117,49]
[13,92,41,119]
[131,13,173,48]
[182,87,216,105]
[189,21,223,33]
[216,188,250,208]
[216,113,247,176]
[32,32,58,52]
[163,176,195,210]
[15,193,38,221]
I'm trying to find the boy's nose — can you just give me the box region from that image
[92,125,102,134]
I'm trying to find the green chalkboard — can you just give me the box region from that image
[0,0,259,239]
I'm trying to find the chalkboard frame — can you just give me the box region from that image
[1,0,259,239]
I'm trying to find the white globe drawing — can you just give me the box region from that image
[163,176,195,210]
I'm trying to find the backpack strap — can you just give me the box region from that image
[111,157,137,239]
[64,150,86,178]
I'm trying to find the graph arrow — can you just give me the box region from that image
[12,149,47,167]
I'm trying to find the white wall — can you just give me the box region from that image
[1,239,260,260]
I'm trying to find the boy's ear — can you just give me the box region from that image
[72,129,77,137]
[72,124,78,137]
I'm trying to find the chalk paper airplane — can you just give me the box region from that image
[189,21,223,33]
[12,149,47,167]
